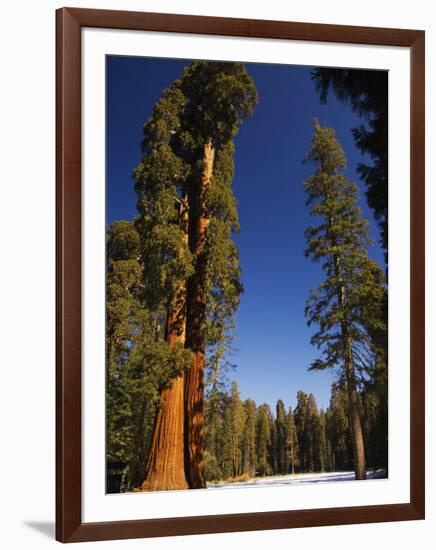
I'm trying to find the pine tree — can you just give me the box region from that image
[303,394,323,472]
[361,357,388,471]
[303,121,386,480]
[242,399,257,476]
[229,381,246,477]
[269,414,278,475]
[322,409,334,472]
[275,399,288,474]
[312,71,389,470]
[203,335,234,481]
[319,410,328,472]
[361,284,388,472]
[256,404,272,476]
[221,392,234,479]
[294,391,308,471]
[286,407,299,474]
[327,383,352,471]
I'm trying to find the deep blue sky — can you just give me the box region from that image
[107,56,384,412]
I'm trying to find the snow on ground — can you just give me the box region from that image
[207,470,387,489]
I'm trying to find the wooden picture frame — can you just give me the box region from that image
[56,7,425,543]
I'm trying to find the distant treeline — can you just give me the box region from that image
[204,380,387,482]
[108,366,387,491]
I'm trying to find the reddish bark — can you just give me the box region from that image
[140,203,189,492]
[185,139,215,489]
[141,374,187,491]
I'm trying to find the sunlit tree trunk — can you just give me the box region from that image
[332,219,367,482]
[185,139,215,489]
[338,279,366,481]
[345,338,367,480]
[339,303,366,480]
[141,203,189,491]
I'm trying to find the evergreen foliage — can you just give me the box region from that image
[105,62,388,491]
[286,408,300,474]
[311,69,388,258]
[108,60,257,490]
[275,399,288,474]
[201,381,387,482]
[303,121,387,479]
[106,220,192,488]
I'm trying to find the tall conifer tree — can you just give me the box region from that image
[134,82,193,491]
[286,407,299,474]
[294,391,309,471]
[328,383,352,471]
[275,399,288,474]
[135,62,257,489]
[304,394,323,472]
[179,62,257,487]
[303,121,386,480]
[256,404,272,476]
[242,399,257,476]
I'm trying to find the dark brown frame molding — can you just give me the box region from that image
[56,7,425,543]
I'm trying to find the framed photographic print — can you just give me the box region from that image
[56,7,425,543]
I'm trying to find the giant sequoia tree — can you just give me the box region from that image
[134,61,257,490]
[134,82,194,491]
[303,121,386,480]
[106,220,192,489]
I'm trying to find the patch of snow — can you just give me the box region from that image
[207,470,387,489]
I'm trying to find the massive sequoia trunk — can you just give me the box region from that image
[141,203,189,492]
[185,139,215,489]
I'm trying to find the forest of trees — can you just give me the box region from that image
[203,380,387,483]
[106,61,388,492]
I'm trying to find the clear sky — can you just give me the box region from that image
[106,56,384,412]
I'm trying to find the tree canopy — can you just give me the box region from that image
[311,69,388,258]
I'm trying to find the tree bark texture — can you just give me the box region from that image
[185,139,215,489]
[141,202,189,491]
[331,234,367,482]
[345,343,367,480]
